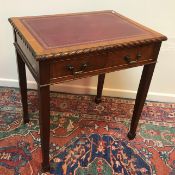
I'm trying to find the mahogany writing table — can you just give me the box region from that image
[9,10,167,172]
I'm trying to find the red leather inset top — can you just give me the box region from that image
[20,11,148,49]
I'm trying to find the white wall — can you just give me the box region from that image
[0,0,175,102]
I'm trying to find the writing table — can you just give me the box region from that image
[9,10,167,172]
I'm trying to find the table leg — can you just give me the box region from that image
[95,73,105,104]
[127,63,156,140]
[16,51,29,123]
[38,85,50,172]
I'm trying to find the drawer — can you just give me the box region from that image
[106,43,155,67]
[50,43,155,82]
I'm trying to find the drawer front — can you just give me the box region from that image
[106,43,155,67]
[50,43,155,82]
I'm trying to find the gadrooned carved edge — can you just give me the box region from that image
[8,18,37,58]
[9,18,167,61]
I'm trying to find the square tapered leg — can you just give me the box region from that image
[95,73,105,104]
[16,51,29,124]
[128,63,156,140]
[38,85,50,172]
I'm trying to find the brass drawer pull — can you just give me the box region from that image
[67,63,88,76]
[137,53,142,60]
[124,53,142,64]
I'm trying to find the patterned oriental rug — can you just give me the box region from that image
[0,87,175,175]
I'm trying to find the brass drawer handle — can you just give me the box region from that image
[124,53,142,64]
[137,53,142,60]
[67,63,88,76]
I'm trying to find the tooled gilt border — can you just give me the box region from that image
[9,18,167,61]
